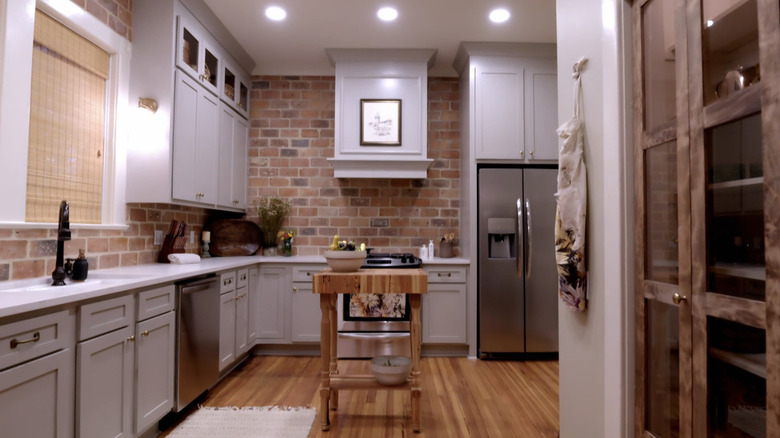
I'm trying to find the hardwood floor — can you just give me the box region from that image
[162,355,559,438]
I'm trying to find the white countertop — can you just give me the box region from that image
[0,255,470,319]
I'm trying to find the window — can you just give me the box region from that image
[0,0,130,228]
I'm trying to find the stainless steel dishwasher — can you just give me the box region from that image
[174,275,220,411]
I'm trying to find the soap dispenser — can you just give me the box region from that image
[72,249,89,281]
[428,240,435,259]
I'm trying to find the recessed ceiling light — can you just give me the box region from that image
[265,6,287,21]
[489,8,510,23]
[377,7,398,22]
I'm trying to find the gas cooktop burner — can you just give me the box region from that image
[362,252,421,268]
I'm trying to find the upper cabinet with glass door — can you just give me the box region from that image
[222,60,249,118]
[176,11,220,96]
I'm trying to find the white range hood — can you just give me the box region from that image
[327,49,436,178]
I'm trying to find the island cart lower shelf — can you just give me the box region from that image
[312,268,428,432]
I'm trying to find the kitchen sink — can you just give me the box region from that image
[0,272,149,293]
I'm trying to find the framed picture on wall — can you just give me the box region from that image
[360,99,402,145]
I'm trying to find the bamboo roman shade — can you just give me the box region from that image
[26,10,109,224]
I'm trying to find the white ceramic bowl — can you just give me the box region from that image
[370,355,412,386]
[324,250,366,272]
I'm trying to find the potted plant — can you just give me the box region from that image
[255,195,291,255]
[439,233,456,258]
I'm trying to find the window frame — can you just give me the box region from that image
[0,0,130,230]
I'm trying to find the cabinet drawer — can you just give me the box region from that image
[426,267,466,283]
[0,309,75,370]
[137,284,175,321]
[292,264,326,282]
[220,271,237,293]
[237,268,249,289]
[79,294,134,341]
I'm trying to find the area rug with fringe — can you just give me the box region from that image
[166,406,316,438]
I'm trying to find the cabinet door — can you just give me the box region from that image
[219,290,236,371]
[291,282,321,342]
[475,58,525,159]
[247,267,259,344]
[0,348,74,438]
[257,267,287,340]
[422,283,467,344]
[77,326,134,438]
[217,104,248,210]
[135,311,175,435]
[172,70,219,205]
[235,286,250,355]
[524,65,558,161]
[176,13,219,96]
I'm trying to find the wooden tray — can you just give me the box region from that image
[208,219,261,256]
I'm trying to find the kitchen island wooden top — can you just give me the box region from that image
[312,268,428,295]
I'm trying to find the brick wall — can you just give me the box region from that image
[247,76,461,256]
[70,0,133,40]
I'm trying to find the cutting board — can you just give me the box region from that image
[208,219,261,256]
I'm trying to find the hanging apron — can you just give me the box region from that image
[554,59,588,311]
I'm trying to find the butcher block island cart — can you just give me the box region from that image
[312,268,428,431]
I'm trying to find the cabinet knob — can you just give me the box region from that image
[672,293,687,305]
[127,336,135,343]
[529,150,534,157]
[293,287,298,293]
[142,331,150,337]
[233,200,239,205]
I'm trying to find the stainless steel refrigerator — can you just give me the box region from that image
[478,166,559,357]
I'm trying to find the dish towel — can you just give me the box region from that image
[554,57,588,311]
[168,253,201,264]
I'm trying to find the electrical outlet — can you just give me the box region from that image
[154,230,163,245]
[190,230,195,244]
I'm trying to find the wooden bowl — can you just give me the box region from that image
[324,250,366,272]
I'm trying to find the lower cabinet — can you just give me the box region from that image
[422,265,467,344]
[291,265,323,343]
[219,269,251,372]
[255,266,287,341]
[0,347,75,438]
[219,287,237,370]
[77,324,135,438]
[134,310,175,434]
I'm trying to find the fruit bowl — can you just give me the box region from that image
[324,250,366,272]
[370,355,412,386]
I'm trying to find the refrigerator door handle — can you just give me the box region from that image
[517,197,523,278]
[525,198,532,279]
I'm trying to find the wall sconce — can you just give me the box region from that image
[138,97,158,113]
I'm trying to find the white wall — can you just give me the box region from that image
[556,1,634,437]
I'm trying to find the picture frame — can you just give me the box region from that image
[360,99,402,146]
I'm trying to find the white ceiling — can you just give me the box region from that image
[201,0,557,77]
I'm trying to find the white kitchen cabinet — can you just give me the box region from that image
[76,325,134,438]
[175,10,220,96]
[221,60,250,118]
[127,0,253,212]
[255,266,288,341]
[247,267,259,344]
[217,103,248,210]
[172,69,220,205]
[219,269,250,372]
[456,43,557,162]
[0,309,75,438]
[422,266,467,344]
[133,285,175,435]
[291,265,324,343]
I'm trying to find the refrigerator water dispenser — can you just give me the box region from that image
[487,217,515,259]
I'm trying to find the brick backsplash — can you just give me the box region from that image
[247,76,461,257]
[0,204,207,282]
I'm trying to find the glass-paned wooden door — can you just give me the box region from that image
[633,0,693,436]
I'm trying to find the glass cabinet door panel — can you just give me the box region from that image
[647,299,681,437]
[702,0,759,106]
[706,114,765,300]
[707,316,766,437]
[646,141,679,283]
[181,27,199,75]
[642,0,678,131]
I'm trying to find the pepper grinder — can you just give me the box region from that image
[72,249,89,281]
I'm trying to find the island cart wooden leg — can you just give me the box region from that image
[329,294,339,410]
[319,294,332,430]
[409,294,423,432]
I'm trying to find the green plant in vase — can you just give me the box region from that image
[255,195,291,255]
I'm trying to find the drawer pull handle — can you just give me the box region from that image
[127,336,135,343]
[142,331,150,337]
[306,272,311,276]
[437,272,452,278]
[10,332,40,349]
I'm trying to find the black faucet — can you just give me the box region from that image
[51,200,71,286]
